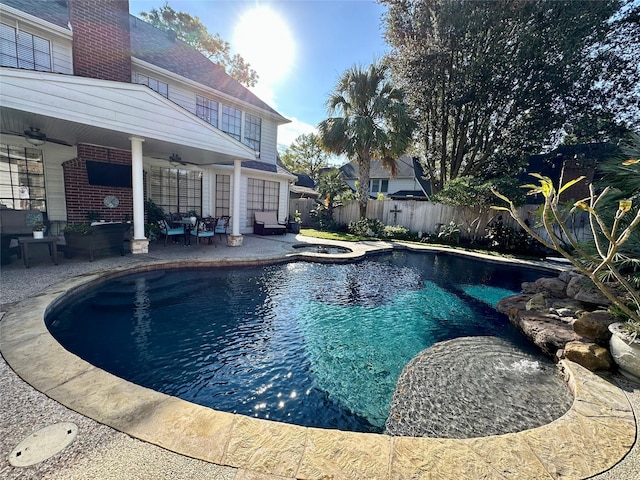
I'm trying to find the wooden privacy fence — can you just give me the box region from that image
[290,198,591,243]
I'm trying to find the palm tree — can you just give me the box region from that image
[317,168,350,221]
[318,62,415,218]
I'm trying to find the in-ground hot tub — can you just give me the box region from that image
[291,243,352,255]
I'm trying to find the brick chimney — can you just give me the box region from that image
[68,0,132,82]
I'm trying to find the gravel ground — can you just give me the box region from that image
[1,238,638,479]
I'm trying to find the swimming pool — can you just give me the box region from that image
[46,251,571,435]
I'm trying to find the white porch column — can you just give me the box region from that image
[228,158,243,246]
[129,136,149,254]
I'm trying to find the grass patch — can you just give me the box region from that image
[299,228,545,261]
[299,229,367,242]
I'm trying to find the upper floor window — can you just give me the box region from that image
[244,113,261,152]
[221,105,241,141]
[196,95,218,127]
[0,23,51,71]
[136,73,168,98]
[370,179,389,193]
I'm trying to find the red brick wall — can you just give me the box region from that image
[68,0,132,82]
[63,145,133,224]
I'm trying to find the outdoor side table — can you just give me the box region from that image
[17,236,59,268]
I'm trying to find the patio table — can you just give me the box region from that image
[17,236,59,268]
[175,219,196,246]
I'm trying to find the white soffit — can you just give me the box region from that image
[0,69,256,161]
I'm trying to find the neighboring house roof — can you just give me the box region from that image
[389,190,430,200]
[290,173,319,198]
[294,173,315,189]
[412,157,432,197]
[522,142,617,203]
[340,155,417,180]
[290,184,320,198]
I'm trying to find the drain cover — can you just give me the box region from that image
[9,422,78,467]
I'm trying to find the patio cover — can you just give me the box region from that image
[0,68,257,164]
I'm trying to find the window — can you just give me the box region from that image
[0,144,46,212]
[370,179,389,193]
[136,73,168,98]
[0,23,51,71]
[196,95,218,127]
[247,178,279,225]
[215,174,230,217]
[221,105,241,141]
[243,113,261,152]
[149,166,201,214]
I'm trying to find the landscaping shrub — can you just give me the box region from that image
[348,218,385,238]
[484,216,534,253]
[382,225,412,240]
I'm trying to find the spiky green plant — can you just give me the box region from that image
[493,172,640,327]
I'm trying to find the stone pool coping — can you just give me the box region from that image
[0,245,636,479]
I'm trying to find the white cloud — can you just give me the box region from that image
[277,117,317,147]
[249,83,278,112]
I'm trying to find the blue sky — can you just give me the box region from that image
[129,0,389,148]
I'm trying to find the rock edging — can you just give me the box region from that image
[496,270,619,372]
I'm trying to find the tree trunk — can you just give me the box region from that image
[357,155,370,219]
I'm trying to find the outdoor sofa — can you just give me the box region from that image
[253,211,287,235]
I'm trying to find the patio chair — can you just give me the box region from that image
[214,216,230,240]
[190,216,217,247]
[158,218,184,246]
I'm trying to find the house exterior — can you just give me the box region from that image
[0,0,293,252]
[522,143,617,204]
[339,155,431,200]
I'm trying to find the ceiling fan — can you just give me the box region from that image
[151,153,200,167]
[0,127,72,146]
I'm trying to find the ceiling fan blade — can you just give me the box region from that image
[0,129,24,136]
[45,137,73,147]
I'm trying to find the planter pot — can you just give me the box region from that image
[608,322,640,380]
[32,231,44,239]
[288,222,301,234]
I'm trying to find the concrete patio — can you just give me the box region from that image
[0,234,638,479]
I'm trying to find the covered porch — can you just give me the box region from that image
[0,68,259,252]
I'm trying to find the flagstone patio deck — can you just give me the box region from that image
[1,234,638,479]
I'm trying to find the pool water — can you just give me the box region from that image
[46,251,568,434]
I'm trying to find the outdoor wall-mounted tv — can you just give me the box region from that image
[86,161,132,188]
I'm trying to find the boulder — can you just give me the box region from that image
[526,292,548,311]
[558,269,582,285]
[521,277,567,297]
[563,341,613,371]
[498,304,585,357]
[566,275,611,307]
[572,310,617,345]
[566,274,588,298]
[574,288,611,308]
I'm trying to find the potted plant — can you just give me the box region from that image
[187,210,198,226]
[31,221,45,239]
[608,321,640,379]
[288,210,302,234]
